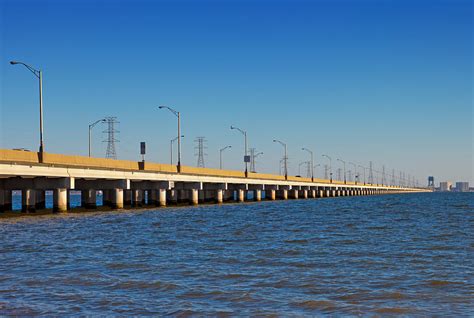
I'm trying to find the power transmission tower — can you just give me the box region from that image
[368,161,374,184]
[399,171,403,187]
[249,148,263,173]
[347,170,352,182]
[324,164,329,179]
[194,137,207,167]
[103,116,119,159]
[337,168,342,181]
[391,169,396,186]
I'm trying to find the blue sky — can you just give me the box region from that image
[1,0,472,185]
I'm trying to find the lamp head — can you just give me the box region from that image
[9,61,18,65]
[158,106,165,109]
[230,126,235,130]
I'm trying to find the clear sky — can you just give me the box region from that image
[1,0,472,186]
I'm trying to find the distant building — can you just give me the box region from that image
[455,182,469,192]
[428,176,435,188]
[439,182,452,192]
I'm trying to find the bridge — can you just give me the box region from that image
[0,149,430,213]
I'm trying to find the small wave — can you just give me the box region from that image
[284,239,309,244]
[375,307,413,314]
[427,280,463,287]
[293,300,336,310]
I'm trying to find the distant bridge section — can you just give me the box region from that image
[0,149,431,213]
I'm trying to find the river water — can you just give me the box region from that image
[0,193,472,315]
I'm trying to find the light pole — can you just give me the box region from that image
[88,118,106,157]
[273,139,287,180]
[170,135,184,164]
[219,145,231,169]
[349,162,357,184]
[159,106,181,172]
[359,165,366,185]
[337,158,346,184]
[322,154,332,183]
[10,61,44,154]
[302,147,314,182]
[230,126,248,176]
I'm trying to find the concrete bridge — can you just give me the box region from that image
[0,149,430,213]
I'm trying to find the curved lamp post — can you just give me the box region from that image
[159,106,181,172]
[322,154,332,183]
[302,147,314,182]
[273,139,288,180]
[10,61,44,153]
[170,135,184,164]
[230,126,248,176]
[219,145,231,169]
[88,118,106,157]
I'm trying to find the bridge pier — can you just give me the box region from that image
[110,188,124,209]
[53,188,68,212]
[289,189,299,199]
[216,189,224,204]
[35,190,46,210]
[254,189,262,201]
[266,189,276,200]
[277,189,288,200]
[237,189,245,202]
[22,189,36,212]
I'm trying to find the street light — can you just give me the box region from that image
[273,139,288,180]
[349,162,357,184]
[88,118,106,157]
[302,147,314,182]
[322,154,332,183]
[230,126,248,176]
[337,158,346,184]
[159,106,181,172]
[219,145,231,169]
[314,164,321,179]
[170,135,184,164]
[10,60,44,153]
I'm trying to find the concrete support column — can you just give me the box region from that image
[310,190,316,198]
[254,189,262,201]
[132,190,143,207]
[35,190,46,210]
[301,190,308,199]
[331,190,336,197]
[0,190,13,212]
[158,189,167,206]
[237,189,245,202]
[22,189,36,212]
[190,189,199,205]
[216,189,224,204]
[111,188,124,209]
[266,189,276,200]
[277,189,288,200]
[318,190,324,198]
[53,188,68,212]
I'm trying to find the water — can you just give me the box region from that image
[1,193,472,315]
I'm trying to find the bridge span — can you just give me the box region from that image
[0,149,430,213]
